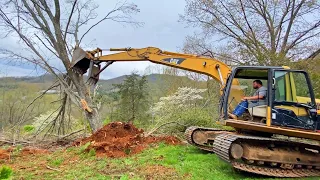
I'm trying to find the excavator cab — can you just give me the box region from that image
[223,66,319,134]
[221,67,269,121]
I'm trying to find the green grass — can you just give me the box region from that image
[48,157,64,167]
[0,166,13,179]
[3,144,319,180]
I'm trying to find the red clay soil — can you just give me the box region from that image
[73,122,181,158]
[20,147,49,156]
[0,148,10,160]
[0,147,48,161]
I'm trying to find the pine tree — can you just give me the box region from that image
[113,73,149,123]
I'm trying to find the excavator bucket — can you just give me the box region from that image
[71,47,101,85]
[71,47,92,74]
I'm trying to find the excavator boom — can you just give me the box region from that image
[72,47,244,103]
[72,47,230,82]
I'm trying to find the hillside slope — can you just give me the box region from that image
[0,73,208,94]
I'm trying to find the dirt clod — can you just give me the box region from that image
[73,122,180,158]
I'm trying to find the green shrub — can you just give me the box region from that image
[78,142,91,154]
[23,125,35,133]
[88,149,96,157]
[124,148,131,155]
[153,108,216,134]
[0,166,13,179]
[103,117,111,125]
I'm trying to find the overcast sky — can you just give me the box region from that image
[0,0,195,79]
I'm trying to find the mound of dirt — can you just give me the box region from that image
[73,122,180,158]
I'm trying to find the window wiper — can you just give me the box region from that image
[295,102,313,109]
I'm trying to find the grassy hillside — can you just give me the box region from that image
[0,73,208,103]
[2,144,315,180]
[98,74,201,91]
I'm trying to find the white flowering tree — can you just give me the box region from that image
[150,87,206,116]
[148,87,213,134]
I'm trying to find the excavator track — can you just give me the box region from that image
[185,126,214,152]
[185,127,320,177]
[185,126,227,152]
[232,162,320,177]
[213,133,320,177]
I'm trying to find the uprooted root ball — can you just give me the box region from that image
[73,122,180,158]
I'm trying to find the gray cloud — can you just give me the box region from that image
[0,64,42,77]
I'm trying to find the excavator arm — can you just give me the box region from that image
[71,47,244,106]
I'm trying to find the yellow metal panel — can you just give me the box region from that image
[282,66,290,69]
[266,106,271,126]
[275,105,308,116]
[226,120,320,141]
[289,72,297,101]
[284,74,292,101]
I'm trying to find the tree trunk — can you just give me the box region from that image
[84,108,101,132]
[68,69,102,132]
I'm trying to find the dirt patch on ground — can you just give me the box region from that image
[138,165,179,180]
[20,147,49,156]
[0,146,48,161]
[73,122,180,158]
[0,148,10,160]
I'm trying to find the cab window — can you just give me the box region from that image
[274,71,311,103]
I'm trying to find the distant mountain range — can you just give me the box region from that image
[0,73,198,91]
[0,73,164,84]
[0,73,210,101]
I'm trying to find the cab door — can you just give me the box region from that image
[271,70,318,130]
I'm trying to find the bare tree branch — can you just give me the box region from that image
[64,0,78,42]
[0,0,141,133]
[181,0,320,65]
[79,2,141,44]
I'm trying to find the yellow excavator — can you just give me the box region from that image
[71,47,320,177]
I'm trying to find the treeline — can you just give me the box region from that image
[98,70,223,136]
[0,69,222,140]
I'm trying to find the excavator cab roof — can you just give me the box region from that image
[231,66,289,80]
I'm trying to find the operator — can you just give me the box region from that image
[229,80,267,119]
[243,80,267,107]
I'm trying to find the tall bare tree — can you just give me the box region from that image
[0,0,141,133]
[181,0,320,65]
